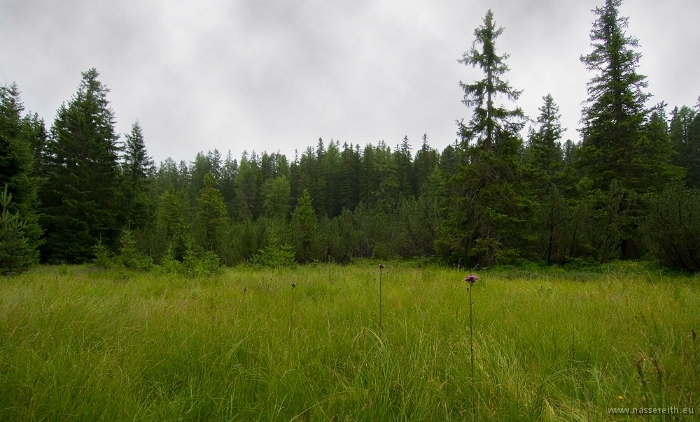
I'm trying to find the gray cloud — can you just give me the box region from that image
[1,0,698,163]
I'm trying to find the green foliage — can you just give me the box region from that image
[438,10,531,267]
[644,183,700,271]
[291,190,318,263]
[115,228,153,271]
[158,243,221,277]
[92,239,114,269]
[194,173,228,257]
[0,83,43,255]
[577,0,682,259]
[181,246,222,277]
[235,152,262,220]
[39,69,123,263]
[250,226,295,268]
[262,175,290,218]
[526,95,569,265]
[122,121,154,229]
[155,187,191,262]
[670,105,700,189]
[0,184,38,274]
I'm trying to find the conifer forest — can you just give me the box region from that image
[2,1,700,420]
[2,0,700,274]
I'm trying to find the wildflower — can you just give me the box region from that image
[465,274,478,284]
[379,263,385,269]
[617,395,624,400]
[291,283,296,289]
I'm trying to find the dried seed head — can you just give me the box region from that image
[379,263,385,269]
[291,283,296,289]
[634,356,646,381]
[651,358,663,381]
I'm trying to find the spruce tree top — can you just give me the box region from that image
[578,0,679,193]
[458,10,525,150]
[580,0,649,133]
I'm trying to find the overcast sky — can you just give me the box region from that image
[1,0,699,164]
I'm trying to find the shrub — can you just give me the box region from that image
[115,229,153,270]
[182,247,222,277]
[92,240,115,269]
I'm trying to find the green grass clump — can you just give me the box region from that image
[0,262,698,420]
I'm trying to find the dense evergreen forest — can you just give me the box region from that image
[2,0,700,274]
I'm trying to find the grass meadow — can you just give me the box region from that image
[0,261,698,421]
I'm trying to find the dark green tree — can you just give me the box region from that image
[0,184,38,274]
[413,134,440,195]
[577,0,681,259]
[156,187,191,262]
[262,176,291,219]
[235,152,262,220]
[670,105,700,188]
[291,190,317,263]
[0,83,43,256]
[39,68,123,263]
[338,142,361,211]
[527,95,568,265]
[436,10,530,266]
[194,173,228,257]
[122,121,154,229]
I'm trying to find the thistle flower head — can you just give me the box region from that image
[465,274,478,284]
[379,263,385,269]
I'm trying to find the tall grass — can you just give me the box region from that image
[0,262,698,420]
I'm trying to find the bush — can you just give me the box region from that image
[644,183,700,271]
[158,242,221,277]
[182,247,222,277]
[93,240,115,269]
[251,244,296,268]
[115,229,153,271]
[250,225,296,268]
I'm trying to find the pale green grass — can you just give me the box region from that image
[0,262,698,421]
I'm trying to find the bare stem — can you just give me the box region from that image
[469,285,475,420]
[379,267,383,331]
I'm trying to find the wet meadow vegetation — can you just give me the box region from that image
[1,261,698,421]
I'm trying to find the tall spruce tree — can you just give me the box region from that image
[194,173,228,257]
[436,10,530,266]
[527,95,568,265]
[39,68,123,263]
[578,0,680,259]
[0,83,43,261]
[122,121,154,229]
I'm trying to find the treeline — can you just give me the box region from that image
[2,0,700,274]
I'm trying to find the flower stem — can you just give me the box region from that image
[379,267,383,331]
[469,285,475,420]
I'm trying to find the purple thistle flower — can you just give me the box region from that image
[465,274,478,284]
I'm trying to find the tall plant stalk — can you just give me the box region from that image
[379,264,384,331]
[465,274,478,420]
